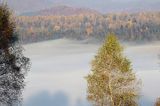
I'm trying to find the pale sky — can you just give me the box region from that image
[5,0,160,14]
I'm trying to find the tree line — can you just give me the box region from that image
[16,12,160,44]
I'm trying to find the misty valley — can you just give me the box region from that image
[23,39,160,106]
[0,1,160,106]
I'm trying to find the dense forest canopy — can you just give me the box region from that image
[16,12,160,44]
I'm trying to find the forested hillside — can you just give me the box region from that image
[6,0,160,14]
[16,12,160,44]
[21,5,100,16]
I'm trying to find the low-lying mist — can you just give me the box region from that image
[23,39,160,106]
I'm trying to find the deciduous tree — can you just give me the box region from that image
[0,4,30,106]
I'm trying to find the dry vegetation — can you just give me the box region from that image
[16,12,160,43]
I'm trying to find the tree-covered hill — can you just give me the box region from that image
[21,5,100,16]
[16,12,160,44]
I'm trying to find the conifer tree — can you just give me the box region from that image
[0,4,30,106]
[86,33,140,106]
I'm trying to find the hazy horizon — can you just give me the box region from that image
[5,0,160,14]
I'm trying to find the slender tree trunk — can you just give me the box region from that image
[108,59,114,106]
[108,74,114,106]
[101,100,104,106]
[118,101,122,106]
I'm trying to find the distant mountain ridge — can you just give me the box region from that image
[21,5,100,16]
[6,0,160,14]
